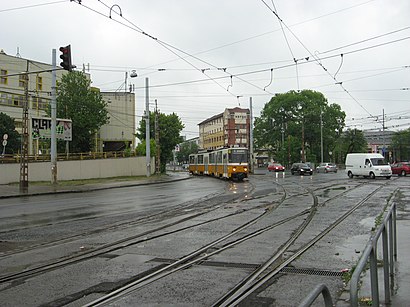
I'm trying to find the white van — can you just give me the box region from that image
[345,153,392,179]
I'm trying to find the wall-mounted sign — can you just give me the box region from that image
[32,117,72,141]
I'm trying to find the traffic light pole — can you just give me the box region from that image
[51,49,57,184]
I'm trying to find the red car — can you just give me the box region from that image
[267,163,285,172]
[391,162,410,176]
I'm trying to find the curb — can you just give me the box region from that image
[0,175,192,199]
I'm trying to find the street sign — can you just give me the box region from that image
[2,140,7,146]
[3,134,8,140]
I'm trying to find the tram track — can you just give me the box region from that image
[80,178,393,306]
[1,175,394,306]
[0,177,287,284]
[213,177,395,306]
[78,178,321,306]
[0,179,254,258]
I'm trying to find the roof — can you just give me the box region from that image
[198,112,223,126]
[226,107,250,113]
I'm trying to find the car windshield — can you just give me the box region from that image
[370,158,389,166]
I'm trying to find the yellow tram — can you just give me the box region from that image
[189,147,249,181]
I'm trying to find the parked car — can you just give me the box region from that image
[391,162,410,176]
[267,162,285,172]
[316,162,338,173]
[290,163,313,175]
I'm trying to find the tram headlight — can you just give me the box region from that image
[244,167,248,172]
[233,167,236,172]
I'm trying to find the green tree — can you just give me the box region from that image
[390,129,410,161]
[340,128,368,156]
[136,112,184,172]
[0,112,20,154]
[135,139,156,156]
[176,141,199,163]
[254,90,345,166]
[52,71,109,153]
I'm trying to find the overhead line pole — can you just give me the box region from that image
[51,49,57,184]
[19,60,29,192]
[249,97,253,173]
[145,77,151,177]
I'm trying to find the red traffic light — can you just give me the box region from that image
[59,45,72,71]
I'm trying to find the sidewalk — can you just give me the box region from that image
[0,172,191,199]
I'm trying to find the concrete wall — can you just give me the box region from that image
[0,156,154,184]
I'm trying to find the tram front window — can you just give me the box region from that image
[229,149,248,163]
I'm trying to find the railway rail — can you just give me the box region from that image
[83,178,393,306]
[0,174,397,306]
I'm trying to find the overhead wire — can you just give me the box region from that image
[72,0,275,98]
[128,0,377,71]
[260,0,375,118]
[0,0,68,13]
[270,0,299,90]
[71,0,410,107]
[318,25,410,55]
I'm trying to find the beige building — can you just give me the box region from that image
[198,107,250,150]
[100,92,135,151]
[0,50,135,154]
[0,50,66,154]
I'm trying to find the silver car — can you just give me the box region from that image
[316,162,338,173]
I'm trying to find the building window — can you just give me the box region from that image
[34,97,49,110]
[36,75,43,91]
[0,69,7,85]
[13,95,24,107]
[19,74,26,87]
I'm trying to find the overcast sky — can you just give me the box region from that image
[2,0,410,139]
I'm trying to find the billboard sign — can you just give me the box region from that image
[32,117,72,141]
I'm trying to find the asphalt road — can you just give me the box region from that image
[0,170,408,306]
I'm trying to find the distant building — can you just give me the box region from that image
[0,49,135,154]
[364,129,394,155]
[198,107,250,150]
[100,92,135,152]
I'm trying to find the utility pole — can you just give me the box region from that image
[249,97,253,173]
[301,120,305,162]
[155,99,160,174]
[145,78,151,177]
[51,49,57,184]
[382,108,386,159]
[320,110,323,163]
[124,72,127,93]
[19,60,29,192]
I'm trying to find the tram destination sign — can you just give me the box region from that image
[31,117,72,141]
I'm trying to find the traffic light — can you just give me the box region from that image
[59,45,72,71]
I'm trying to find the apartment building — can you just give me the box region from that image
[198,107,250,150]
[0,49,135,154]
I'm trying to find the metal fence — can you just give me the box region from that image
[350,202,397,306]
[300,202,397,306]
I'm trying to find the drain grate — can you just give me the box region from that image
[280,267,344,277]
